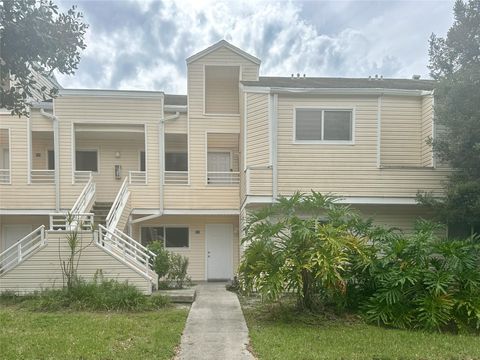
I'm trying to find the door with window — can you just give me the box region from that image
[206,224,233,280]
[207,152,231,184]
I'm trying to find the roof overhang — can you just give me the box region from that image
[241,85,434,97]
[186,40,261,65]
[59,89,164,98]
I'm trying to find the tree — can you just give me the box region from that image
[0,0,88,116]
[418,0,480,236]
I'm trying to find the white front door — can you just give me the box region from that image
[1,224,32,251]
[207,152,231,172]
[206,224,233,280]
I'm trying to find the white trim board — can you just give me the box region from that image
[186,40,261,65]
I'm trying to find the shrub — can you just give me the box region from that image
[239,192,369,310]
[166,253,191,289]
[361,220,480,332]
[0,277,170,312]
[148,241,191,289]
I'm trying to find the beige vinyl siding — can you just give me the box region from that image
[353,204,433,234]
[421,95,434,167]
[246,93,270,166]
[165,112,187,133]
[0,215,49,251]
[187,46,259,117]
[131,215,239,281]
[0,230,153,294]
[75,136,144,201]
[54,95,162,210]
[0,114,56,209]
[30,109,54,132]
[205,66,240,114]
[381,96,422,166]
[275,94,449,198]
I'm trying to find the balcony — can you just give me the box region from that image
[206,132,239,185]
[0,169,10,184]
[129,170,147,185]
[30,131,55,185]
[31,169,55,184]
[164,133,188,185]
[0,129,10,184]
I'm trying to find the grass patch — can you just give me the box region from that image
[242,299,480,360]
[0,279,169,311]
[0,306,187,359]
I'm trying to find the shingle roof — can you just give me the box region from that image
[241,76,436,91]
[164,94,187,106]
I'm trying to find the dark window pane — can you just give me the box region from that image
[324,110,352,141]
[48,150,55,170]
[296,109,322,140]
[76,150,98,172]
[165,153,188,171]
[141,227,164,246]
[165,227,189,248]
[140,151,146,171]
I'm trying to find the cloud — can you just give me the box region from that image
[56,0,455,93]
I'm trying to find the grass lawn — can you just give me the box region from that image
[0,305,188,360]
[243,304,480,360]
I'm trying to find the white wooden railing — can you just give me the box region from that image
[105,177,129,231]
[0,169,10,184]
[164,171,188,184]
[71,174,96,215]
[31,169,55,184]
[129,171,146,185]
[98,225,156,277]
[49,213,94,231]
[74,170,92,184]
[207,171,240,185]
[0,226,46,274]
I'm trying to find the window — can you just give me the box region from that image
[48,150,55,170]
[165,153,188,171]
[295,109,353,142]
[75,150,98,172]
[140,151,146,172]
[141,226,189,248]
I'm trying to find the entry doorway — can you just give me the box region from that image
[206,224,233,280]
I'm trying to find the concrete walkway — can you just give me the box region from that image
[176,282,254,360]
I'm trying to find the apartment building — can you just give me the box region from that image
[0,40,450,294]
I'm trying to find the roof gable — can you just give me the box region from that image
[186,40,261,65]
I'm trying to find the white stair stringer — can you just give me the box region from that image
[97,225,158,286]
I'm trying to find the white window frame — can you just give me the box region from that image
[0,127,12,185]
[75,148,100,173]
[140,225,190,250]
[203,64,242,117]
[293,106,355,145]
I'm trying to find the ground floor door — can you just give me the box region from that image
[1,224,33,251]
[206,224,233,280]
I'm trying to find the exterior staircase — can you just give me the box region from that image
[92,202,113,228]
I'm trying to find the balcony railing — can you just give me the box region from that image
[30,169,55,184]
[74,171,92,184]
[49,212,94,231]
[129,171,146,185]
[164,171,188,185]
[207,171,240,185]
[0,169,10,184]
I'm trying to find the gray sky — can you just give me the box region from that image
[56,0,455,94]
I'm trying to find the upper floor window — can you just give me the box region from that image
[295,108,353,143]
[204,65,240,115]
[76,150,98,172]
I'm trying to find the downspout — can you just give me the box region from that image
[40,108,60,211]
[159,111,180,215]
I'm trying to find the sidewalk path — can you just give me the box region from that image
[176,282,254,360]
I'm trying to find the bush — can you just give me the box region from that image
[360,220,480,332]
[148,242,191,289]
[239,192,369,310]
[0,277,170,312]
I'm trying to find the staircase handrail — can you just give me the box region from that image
[98,225,156,276]
[105,177,129,231]
[0,226,46,274]
[71,173,95,214]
